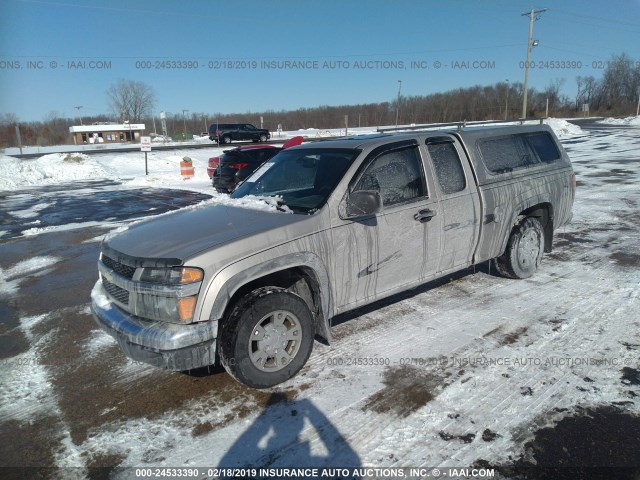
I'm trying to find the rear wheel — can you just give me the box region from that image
[495,217,544,279]
[219,287,314,388]
[221,135,232,144]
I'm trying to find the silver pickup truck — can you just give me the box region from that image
[91,124,575,388]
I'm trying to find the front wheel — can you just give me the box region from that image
[219,287,314,388]
[495,217,544,279]
[259,134,268,142]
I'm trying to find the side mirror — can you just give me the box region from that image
[344,190,382,218]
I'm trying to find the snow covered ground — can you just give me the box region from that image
[0,119,639,478]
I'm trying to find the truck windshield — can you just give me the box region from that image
[231,148,360,214]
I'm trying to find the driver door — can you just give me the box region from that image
[330,140,442,313]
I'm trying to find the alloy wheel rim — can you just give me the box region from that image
[248,310,302,372]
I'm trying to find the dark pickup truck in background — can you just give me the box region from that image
[92,123,575,388]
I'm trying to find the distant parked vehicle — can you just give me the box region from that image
[210,136,304,192]
[208,123,271,144]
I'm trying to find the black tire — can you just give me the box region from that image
[221,135,232,144]
[495,217,544,279]
[259,134,268,142]
[215,187,230,194]
[219,287,314,388]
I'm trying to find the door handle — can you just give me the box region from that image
[414,209,437,223]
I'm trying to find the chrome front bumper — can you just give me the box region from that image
[90,281,218,371]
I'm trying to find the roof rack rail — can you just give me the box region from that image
[377,117,546,134]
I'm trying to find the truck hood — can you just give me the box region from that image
[102,203,309,266]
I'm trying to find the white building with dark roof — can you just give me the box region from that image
[69,123,145,144]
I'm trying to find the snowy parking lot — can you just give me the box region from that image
[1,120,639,479]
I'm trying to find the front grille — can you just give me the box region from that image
[102,255,136,279]
[102,278,130,305]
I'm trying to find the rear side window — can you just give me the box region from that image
[427,141,466,194]
[477,134,537,173]
[478,131,562,174]
[525,132,560,162]
[355,146,426,206]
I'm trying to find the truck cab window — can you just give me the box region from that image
[355,146,426,206]
[427,141,466,194]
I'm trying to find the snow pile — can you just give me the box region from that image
[192,134,211,142]
[0,153,112,190]
[544,118,584,137]
[597,115,640,126]
[118,153,215,193]
[0,149,226,193]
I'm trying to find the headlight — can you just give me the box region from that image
[131,267,204,323]
[139,267,203,285]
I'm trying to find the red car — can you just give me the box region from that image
[207,136,304,192]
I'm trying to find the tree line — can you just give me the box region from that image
[2,53,638,149]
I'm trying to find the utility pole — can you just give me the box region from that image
[505,79,509,120]
[182,109,189,140]
[545,97,549,117]
[15,124,23,155]
[74,105,83,125]
[521,8,547,119]
[395,80,402,127]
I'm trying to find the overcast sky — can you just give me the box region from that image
[1,0,639,122]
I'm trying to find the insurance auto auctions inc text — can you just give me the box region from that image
[215,467,495,478]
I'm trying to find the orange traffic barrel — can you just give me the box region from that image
[180,157,194,179]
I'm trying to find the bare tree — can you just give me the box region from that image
[600,53,640,112]
[106,79,156,122]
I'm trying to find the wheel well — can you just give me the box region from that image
[519,203,554,252]
[224,267,326,339]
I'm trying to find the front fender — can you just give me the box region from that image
[198,251,333,341]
